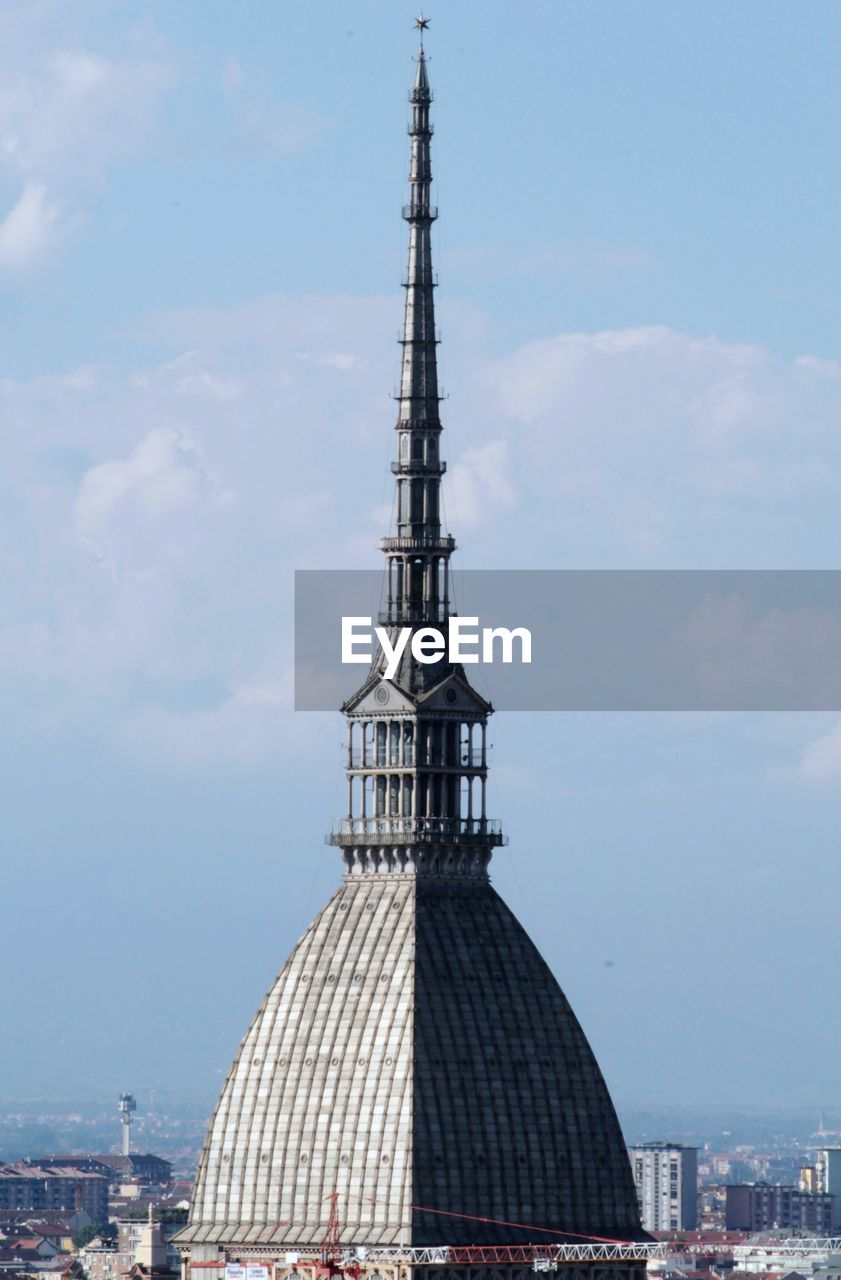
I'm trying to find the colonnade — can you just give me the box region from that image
[345,716,488,830]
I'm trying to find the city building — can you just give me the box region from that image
[78,1214,180,1280]
[725,1183,835,1232]
[175,22,646,1280]
[631,1144,698,1231]
[733,1241,841,1274]
[0,1165,107,1222]
[36,1157,172,1190]
[817,1150,841,1198]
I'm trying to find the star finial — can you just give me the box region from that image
[414,14,430,44]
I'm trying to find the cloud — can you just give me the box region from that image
[447,440,515,527]
[0,45,174,180]
[0,10,174,269]
[74,427,214,566]
[0,181,62,269]
[219,53,332,155]
[475,325,841,565]
[124,675,299,772]
[0,292,400,763]
[5,303,841,770]
[786,722,841,784]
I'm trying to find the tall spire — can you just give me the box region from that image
[398,22,440,432]
[328,20,505,878]
[381,19,451,631]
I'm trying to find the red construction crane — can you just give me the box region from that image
[315,1193,362,1280]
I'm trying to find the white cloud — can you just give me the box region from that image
[218,49,331,156]
[74,427,213,565]
[476,325,841,565]
[785,722,841,784]
[0,292,399,763]
[124,675,301,772]
[5,302,841,770]
[0,181,61,269]
[0,10,174,270]
[0,46,174,180]
[447,440,515,526]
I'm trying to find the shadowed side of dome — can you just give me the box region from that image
[181,879,416,1248]
[411,880,642,1245]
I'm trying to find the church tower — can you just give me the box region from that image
[177,22,645,1280]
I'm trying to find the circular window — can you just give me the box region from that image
[375,685,389,705]
[331,1056,339,1066]
[444,687,457,704]
[279,1056,287,1066]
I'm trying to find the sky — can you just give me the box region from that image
[3,0,841,1121]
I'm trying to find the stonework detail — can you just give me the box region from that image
[179,880,640,1250]
[184,880,415,1246]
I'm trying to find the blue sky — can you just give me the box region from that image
[3,0,841,1116]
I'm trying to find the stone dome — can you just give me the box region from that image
[179,875,641,1250]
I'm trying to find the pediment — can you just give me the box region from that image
[416,669,493,714]
[343,678,417,716]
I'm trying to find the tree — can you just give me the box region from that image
[73,1223,117,1249]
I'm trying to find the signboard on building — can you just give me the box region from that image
[225,1266,246,1280]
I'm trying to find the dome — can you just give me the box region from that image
[179,875,641,1250]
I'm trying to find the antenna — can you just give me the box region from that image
[118,1092,137,1156]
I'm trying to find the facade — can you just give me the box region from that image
[817,1150,841,1198]
[177,23,645,1280]
[631,1145,698,1231]
[36,1157,172,1189]
[725,1183,835,1233]
[79,1217,179,1280]
[0,1165,107,1223]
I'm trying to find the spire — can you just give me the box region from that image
[398,26,439,431]
[380,19,452,631]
